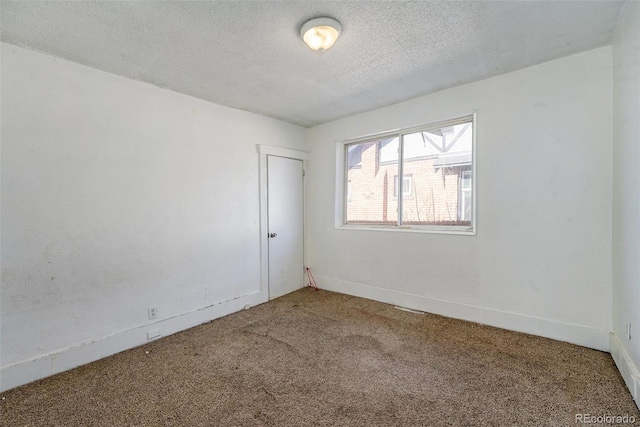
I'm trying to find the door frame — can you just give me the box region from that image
[257,145,309,303]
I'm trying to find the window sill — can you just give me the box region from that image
[336,224,476,236]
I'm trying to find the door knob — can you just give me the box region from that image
[268,233,277,238]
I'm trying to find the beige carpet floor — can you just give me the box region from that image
[1,288,638,426]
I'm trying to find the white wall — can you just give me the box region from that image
[307,47,613,351]
[611,0,640,407]
[0,43,306,392]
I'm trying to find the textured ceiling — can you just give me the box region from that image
[1,1,627,127]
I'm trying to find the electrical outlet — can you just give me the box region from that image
[147,329,161,340]
[628,322,632,340]
[148,307,158,320]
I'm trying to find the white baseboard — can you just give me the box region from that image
[315,275,610,352]
[0,290,265,393]
[610,333,640,409]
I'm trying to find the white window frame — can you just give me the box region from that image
[335,113,476,235]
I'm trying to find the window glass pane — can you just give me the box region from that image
[346,138,399,225]
[402,121,473,226]
[378,138,399,164]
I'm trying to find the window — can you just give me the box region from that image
[394,175,413,197]
[341,115,474,234]
[459,169,472,222]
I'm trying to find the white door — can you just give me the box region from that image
[267,155,304,299]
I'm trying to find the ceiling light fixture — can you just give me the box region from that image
[300,17,341,52]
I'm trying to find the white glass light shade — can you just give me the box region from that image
[300,17,341,51]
